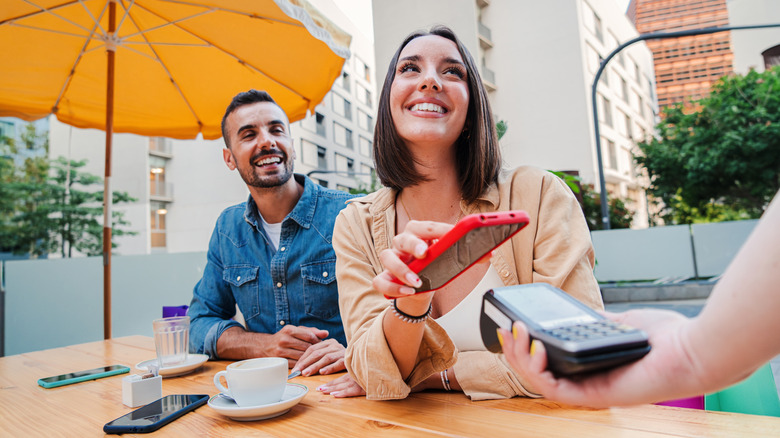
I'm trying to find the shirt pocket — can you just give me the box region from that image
[301,259,339,319]
[223,265,260,321]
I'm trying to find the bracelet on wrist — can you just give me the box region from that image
[391,299,432,323]
[440,369,452,391]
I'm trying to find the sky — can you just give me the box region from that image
[331,0,630,42]
[332,0,373,41]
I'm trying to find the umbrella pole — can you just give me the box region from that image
[103,0,116,340]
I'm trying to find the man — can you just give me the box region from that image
[189,90,354,377]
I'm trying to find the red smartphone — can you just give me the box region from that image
[390,210,530,296]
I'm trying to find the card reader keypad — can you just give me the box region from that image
[542,321,637,341]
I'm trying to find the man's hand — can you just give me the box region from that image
[216,325,328,366]
[265,325,329,368]
[292,338,346,376]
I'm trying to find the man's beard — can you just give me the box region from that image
[236,149,295,188]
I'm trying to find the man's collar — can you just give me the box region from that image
[243,174,316,230]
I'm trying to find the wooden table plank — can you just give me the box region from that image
[2,336,779,437]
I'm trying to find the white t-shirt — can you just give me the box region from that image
[259,210,282,250]
[434,264,505,352]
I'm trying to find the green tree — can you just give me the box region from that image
[1,123,136,257]
[635,67,780,224]
[47,157,136,257]
[580,183,635,230]
[0,123,51,255]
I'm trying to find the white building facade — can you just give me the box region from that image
[372,0,657,227]
[48,0,376,256]
[726,0,780,73]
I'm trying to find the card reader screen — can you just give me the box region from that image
[494,284,597,329]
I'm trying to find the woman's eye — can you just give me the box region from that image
[399,62,419,74]
[444,67,466,79]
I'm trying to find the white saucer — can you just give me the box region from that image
[208,383,308,421]
[135,354,209,377]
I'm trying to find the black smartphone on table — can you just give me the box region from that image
[103,394,209,434]
[37,364,130,388]
[481,283,651,376]
[390,210,530,296]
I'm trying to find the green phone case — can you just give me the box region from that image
[38,365,130,388]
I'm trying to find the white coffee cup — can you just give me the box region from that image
[213,357,287,407]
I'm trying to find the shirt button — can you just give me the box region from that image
[280,320,285,325]
[322,271,328,278]
[502,271,510,277]
[276,282,282,288]
[280,247,286,251]
[237,276,241,281]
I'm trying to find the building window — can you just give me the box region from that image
[149,137,171,154]
[149,156,171,199]
[356,84,372,106]
[335,153,355,177]
[359,136,372,158]
[763,44,780,68]
[357,58,370,82]
[586,43,600,74]
[317,146,327,170]
[315,112,326,137]
[361,164,373,185]
[358,109,373,133]
[624,113,632,138]
[607,140,618,170]
[340,71,351,92]
[334,122,353,150]
[601,96,613,128]
[593,13,603,43]
[150,201,167,248]
[621,78,629,102]
[301,139,320,167]
[332,94,352,121]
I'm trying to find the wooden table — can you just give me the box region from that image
[1,336,778,437]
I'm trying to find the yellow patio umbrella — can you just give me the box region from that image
[0,0,351,339]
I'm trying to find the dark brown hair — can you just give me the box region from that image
[221,89,279,148]
[373,25,501,203]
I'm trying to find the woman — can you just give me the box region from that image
[327,26,602,400]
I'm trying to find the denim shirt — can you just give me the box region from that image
[188,174,355,359]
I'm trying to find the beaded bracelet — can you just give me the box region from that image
[391,299,432,323]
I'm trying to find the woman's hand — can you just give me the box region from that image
[318,373,366,398]
[373,220,454,300]
[499,309,702,408]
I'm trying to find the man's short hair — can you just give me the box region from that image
[221,90,280,148]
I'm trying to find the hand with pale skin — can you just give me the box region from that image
[293,338,346,376]
[497,191,780,408]
[318,368,460,397]
[374,220,454,298]
[499,310,700,408]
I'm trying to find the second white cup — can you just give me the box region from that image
[213,357,287,407]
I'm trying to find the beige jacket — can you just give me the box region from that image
[333,166,603,400]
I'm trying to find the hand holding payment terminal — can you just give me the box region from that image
[481,283,650,376]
